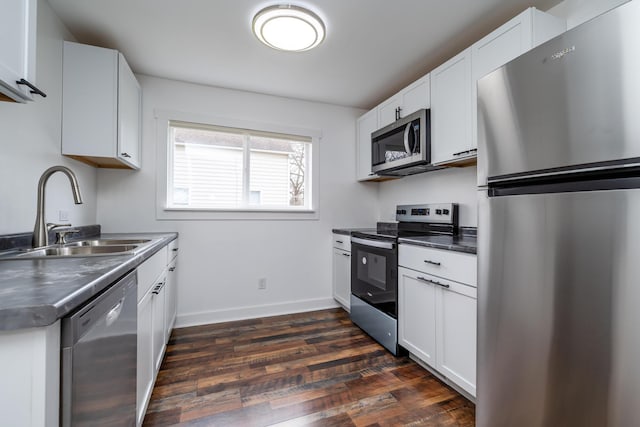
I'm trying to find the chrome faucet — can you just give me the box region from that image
[33,166,83,248]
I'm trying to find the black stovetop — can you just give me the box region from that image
[351,222,457,242]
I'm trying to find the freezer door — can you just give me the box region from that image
[477,0,640,185]
[478,188,640,427]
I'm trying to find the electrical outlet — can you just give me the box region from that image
[59,210,69,221]
[258,278,267,290]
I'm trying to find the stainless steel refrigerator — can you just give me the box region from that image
[477,1,640,426]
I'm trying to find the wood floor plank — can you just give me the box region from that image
[143,308,475,427]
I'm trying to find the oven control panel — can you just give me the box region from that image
[395,203,458,224]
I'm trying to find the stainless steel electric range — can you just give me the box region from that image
[350,203,458,355]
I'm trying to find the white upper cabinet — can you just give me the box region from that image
[0,0,39,102]
[356,109,379,181]
[378,74,431,128]
[430,48,473,166]
[471,8,566,155]
[62,41,141,169]
[401,75,431,119]
[431,7,565,167]
[354,7,564,177]
[357,74,430,181]
[377,94,402,129]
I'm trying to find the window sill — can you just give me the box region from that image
[157,206,319,221]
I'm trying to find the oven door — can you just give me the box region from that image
[350,237,398,318]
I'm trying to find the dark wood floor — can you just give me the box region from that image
[143,308,475,426]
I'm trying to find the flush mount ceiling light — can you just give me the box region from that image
[252,4,325,52]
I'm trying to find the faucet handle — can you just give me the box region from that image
[55,229,80,245]
[47,222,71,232]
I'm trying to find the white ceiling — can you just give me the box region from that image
[47,0,562,110]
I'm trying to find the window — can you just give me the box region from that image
[166,120,313,212]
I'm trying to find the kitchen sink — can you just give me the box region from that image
[0,237,155,260]
[65,239,151,247]
[4,245,139,259]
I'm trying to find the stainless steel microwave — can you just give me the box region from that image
[371,109,438,176]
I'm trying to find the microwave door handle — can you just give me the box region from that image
[403,123,412,154]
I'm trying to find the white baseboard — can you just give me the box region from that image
[175,297,340,328]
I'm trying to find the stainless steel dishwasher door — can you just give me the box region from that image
[61,270,137,427]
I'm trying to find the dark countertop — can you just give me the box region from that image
[398,233,477,254]
[332,228,377,235]
[0,232,177,331]
[333,226,476,254]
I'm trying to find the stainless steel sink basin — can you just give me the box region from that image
[0,237,155,260]
[0,245,139,259]
[65,239,151,247]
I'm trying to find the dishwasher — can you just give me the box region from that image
[61,270,137,426]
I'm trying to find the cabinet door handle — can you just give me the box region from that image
[172,248,179,252]
[417,276,450,288]
[423,259,441,266]
[452,149,471,156]
[120,152,131,158]
[169,267,176,272]
[395,106,402,121]
[16,79,47,98]
[342,253,351,257]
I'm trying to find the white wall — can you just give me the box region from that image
[377,167,478,226]
[0,0,97,235]
[96,75,378,325]
[548,0,629,29]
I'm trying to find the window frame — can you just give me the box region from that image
[155,110,321,221]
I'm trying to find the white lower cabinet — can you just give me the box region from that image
[398,268,437,366]
[332,247,351,310]
[136,288,154,425]
[435,276,477,397]
[332,233,351,310]
[165,258,178,344]
[136,239,179,426]
[151,271,168,372]
[398,245,477,398]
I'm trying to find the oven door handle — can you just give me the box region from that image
[351,237,395,250]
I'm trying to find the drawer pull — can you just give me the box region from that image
[169,267,176,272]
[336,240,344,244]
[172,248,179,252]
[423,259,441,266]
[342,253,351,257]
[152,280,166,294]
[417,276,450,288]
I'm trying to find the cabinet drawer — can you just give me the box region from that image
[167,238,179,262]
[137,246,168,301]
[332,234,351,252]
[399,244,477,286]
